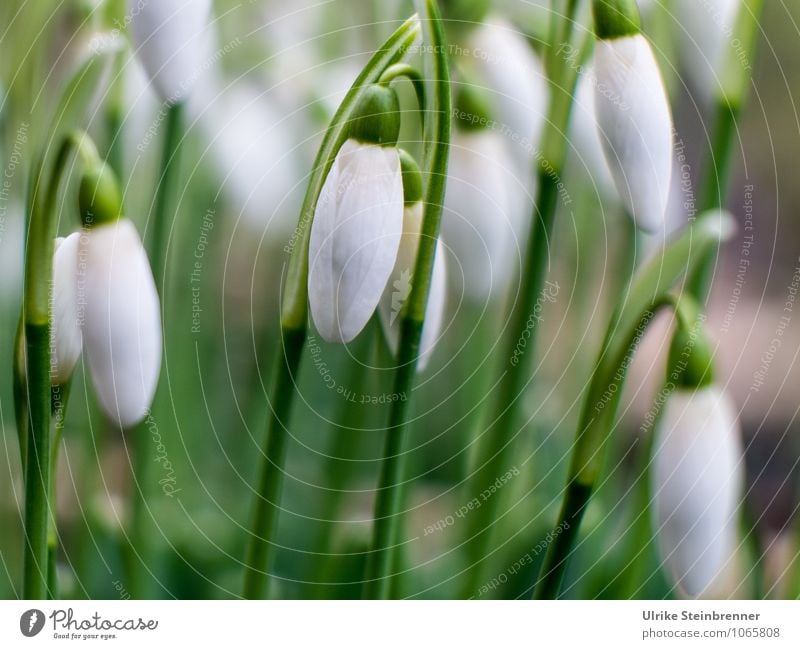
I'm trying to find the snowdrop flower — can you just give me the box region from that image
[50,233,83,385]
[442,121,517,302]
[463,19,546,240]
[466,17,548,161]
[568,69,616,198]
[676,0,742,99]
[199,80,301,238]
[79,163,162,428]
[379,153,447,371]
[129,0,212,104]
[308,84,404,343]
[592,0,673,232]
[653,385,744,598]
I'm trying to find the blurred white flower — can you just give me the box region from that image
[81,218,161,428]
[199,80,301,237]
[676,0,742,100]
[129,0,212,104]
[308,140,403,343]
[465,18,546,240]
[594,34,673,232]
[378,201,447,371]
[0,200,24,307]
[51,233,83,385]
[467,17,548,160]
[568,69,616,198]
[442,129,518,301]
[653,385,744,598]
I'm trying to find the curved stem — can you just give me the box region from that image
[241,15,423,600]
[379,63,426,128]
[362,0,451,600]
[21,131,98,599]
[532,214,735,599]
[688,0,763,302]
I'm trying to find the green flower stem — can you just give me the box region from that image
[460,166,559,596]
[379,63,426,125]
[532,213,735,599]
[242,327,306,599]
[310,324,378,597]
[362,0,450,600]
[148,101,184,287]
[13,318,28,473]
[242,15,423,599]
[105,52,126,178]
[47,382,71,598]
[123,101,184,598]
[686,103,738,298]
[459,0,584,597]
[688,0,763,301]
[21,131,99,600]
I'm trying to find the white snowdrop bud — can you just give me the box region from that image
[593,33,674,232]
[81,219,162,428]
[308,85,404,343]
[51,233,83,385]
[653,386,744,598]
[442,128,518,301]
[129,0,212,104]
[378,201,448,372]
[675,0,742,100]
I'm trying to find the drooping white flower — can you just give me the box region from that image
[467,17,548,158]
[568,69,616,198]
[442,129,519,301]
[594,34,674,232]
[653,386,744,598]
[378,202,448,371]
[129,0,212,104]
[676,0,742,99]
[464,18,546,244]
[308,139,404,343]
[199,80,301,237]
[51,233,83,385]
[81,219,162,428]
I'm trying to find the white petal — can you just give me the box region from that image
[594,34,673,233]
[308,140,404,343]
[676,0,742,100]
[378,202,448,371]
[81,219,162,428]
[51,233,83,385]
[442,130,518,301]
[130,0,212,103]
[653,386,744,598]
